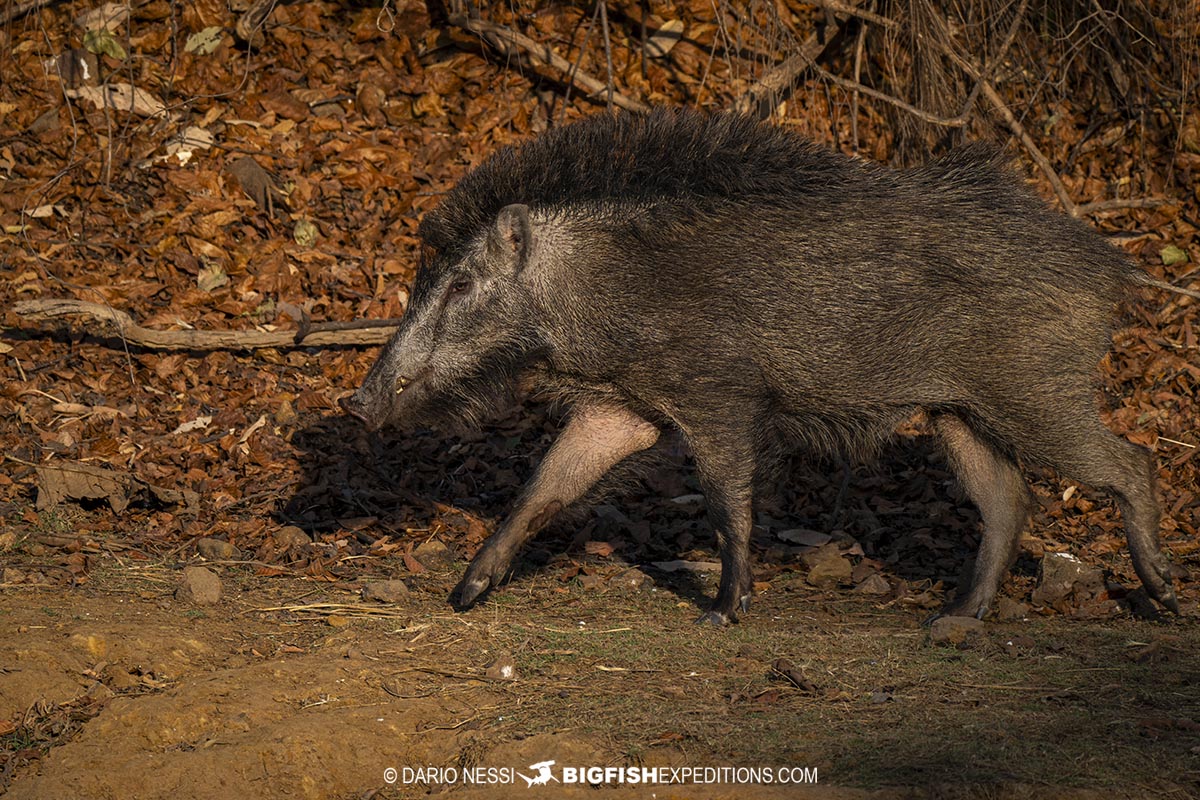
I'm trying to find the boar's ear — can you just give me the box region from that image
[488,204,533,273]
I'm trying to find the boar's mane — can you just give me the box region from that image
[419,108,1010,260]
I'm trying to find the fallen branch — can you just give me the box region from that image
[10,299,398,351]
[734,8,852,120]
[801,0,899,29]
[448,12,648,113]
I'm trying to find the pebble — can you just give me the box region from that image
[361,580,410,603]
[175,565,221,605]
[197,538,238,561]
[275,526,312,550]
[413,539,453,570]
[929,615,984,645]
[854,573,891,595]
[1031,551,1104,607]
[803,544,852,588]
[484,653,518,681]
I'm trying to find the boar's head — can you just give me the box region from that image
[341,204,546,432]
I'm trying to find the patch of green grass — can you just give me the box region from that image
[34,507,76,535]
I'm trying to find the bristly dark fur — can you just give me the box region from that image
[348,106,1176,623]
[419,108,870,258]
[419,107,1136,298]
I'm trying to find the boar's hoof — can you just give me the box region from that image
[1152,583,1180,615]
[695,609,734,626]
[1140,560,1180,614]
[454,573,495,609]
[455,545,516,609]
[694,593,752,626]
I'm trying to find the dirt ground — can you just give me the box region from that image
[2,552,1199,800]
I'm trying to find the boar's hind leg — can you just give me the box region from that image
[689,436,756,627]
[1026,417,1178,614]
[455,403,659,609]
[934,414,1032,620]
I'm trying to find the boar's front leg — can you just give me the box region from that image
[455,403,660,608]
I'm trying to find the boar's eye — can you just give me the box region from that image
[446,279,472,299]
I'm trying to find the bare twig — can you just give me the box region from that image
[850,3,869,150]
[800,0,899,30]
[734,10,851,119]
[1139,277,1200,301]
[1075,197,1167,215]
[448,13,648,113]
[597,1,615,112]
[977,79,1078,214]
[10,300,398,350]
[805,58,975,127]
[809,0,1029,131]
[912,11,1080,214]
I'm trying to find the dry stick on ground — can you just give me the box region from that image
[447,13,648,113]
[10,299,399,350]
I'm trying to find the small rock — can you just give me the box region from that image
[803,544,852,588]
[484,653,518,681]
[578,573,605,591]
[275,526,312,550]
[770,658,819,692]
[175,565,221,605]
[609,567,651,593]
[326,614,350,628]
[361,579,410,603]
[850,560,877,584]
[854,574,891,595]
[102,664,141,691]
[930,615,985,645]
[275,397,297,425]
[2,566,26,584]
[197,538,238,561]
[994,596,1030,621]
[1031,551,1104,607]
[413,539,453,570]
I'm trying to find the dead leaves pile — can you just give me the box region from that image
[0,1,1197,617]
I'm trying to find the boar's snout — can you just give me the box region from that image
[339,392,379,431]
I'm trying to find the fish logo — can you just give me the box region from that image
[516,760,559,787]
